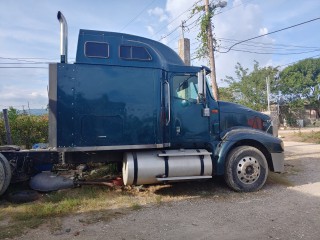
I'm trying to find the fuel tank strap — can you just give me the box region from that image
[132,152,138,185]
[162,150,169,177]
[196,149,205,176]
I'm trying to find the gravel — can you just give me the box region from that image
[13,141,320,240]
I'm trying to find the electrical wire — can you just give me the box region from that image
[0,62,51,64]
[278,54,320,68]
[119,0,157,32]
[217,37,320,49]
[159,0,256,41]
[153,0,202,38]
[218,17,320,54]
[213,0,256,17]
[159,25,181,41]
[0,67,48,69]
[217,46,320,55]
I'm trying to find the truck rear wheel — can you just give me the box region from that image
[224,146,268,192]
[0,153,12,196]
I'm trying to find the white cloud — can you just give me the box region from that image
[0,86,47,109]
[146,25,155,35]
[160,38,169,45]
[148,7,168,22]
[165,0,194,30]
[188,0,276,84]
[259,27,268,35]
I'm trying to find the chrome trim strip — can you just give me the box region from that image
[57,143,170,152]
[165,80,171,126]
[157,176,212,181]
[158,150,211,157]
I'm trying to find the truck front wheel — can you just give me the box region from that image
[224,146,268,192]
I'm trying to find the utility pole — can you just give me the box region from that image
[266,76,271,112]
[178,20,191,66]
[205,0,219,100]
[3,109,13,145]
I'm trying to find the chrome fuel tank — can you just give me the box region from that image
[123,149,212,185]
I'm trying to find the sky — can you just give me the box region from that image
[0,0,319,109]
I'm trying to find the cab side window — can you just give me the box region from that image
[173,75,198,102]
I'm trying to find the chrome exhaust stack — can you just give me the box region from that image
[57,11,68,63]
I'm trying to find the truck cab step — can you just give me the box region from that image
[158,149,211,157]
[156,176,212,181]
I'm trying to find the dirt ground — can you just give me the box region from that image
[10,129,320,240]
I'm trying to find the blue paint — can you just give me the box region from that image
[49,29,283,176]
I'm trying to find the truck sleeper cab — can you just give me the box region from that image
[0,12,284,195]
[48,12,284,192]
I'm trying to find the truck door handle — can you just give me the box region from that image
[164,80,171,126]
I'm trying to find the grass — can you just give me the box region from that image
[295,130,320,144]
[0,166,299,239]
[280,130,320,144]
[0,184,185,239]
[267,172,294,187]
[0,179,226,239]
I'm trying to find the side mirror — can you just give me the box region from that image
[197,69,206,102]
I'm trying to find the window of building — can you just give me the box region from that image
[120,46,151,60]
[85,42,109,58]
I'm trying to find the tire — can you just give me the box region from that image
[224,146,268,192]
[6,190,40,204]
[0,153,12,196]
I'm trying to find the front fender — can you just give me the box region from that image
[214,127,284,175]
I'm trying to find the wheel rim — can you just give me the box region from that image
[236,156,261,184]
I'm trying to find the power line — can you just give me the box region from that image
[159,25,181,41]
[153,0,202,38]
[120,0,157,32]
[158,0,255,43]
[219,16,320,54]
[218,40,320,52]
[0,62,51,64]
[165,0,256,48]
[213,0,256,17]
[217,46,320,55]
[0,67,48,69]
[217,37,320,49]
[278,54,320,68]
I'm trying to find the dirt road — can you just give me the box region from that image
[15,141,320,240]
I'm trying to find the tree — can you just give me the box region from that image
[219,87,235,102]
[223,61,279,111]
[0,108,48,148]
[191,1,227,101]
[278,58,320,118]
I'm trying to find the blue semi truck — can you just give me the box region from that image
[0,12,284,196]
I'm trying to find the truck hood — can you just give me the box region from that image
[217,101,273,136]
[218,101,270,121]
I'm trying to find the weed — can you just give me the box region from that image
[267,172,294,187]
[155,195,162,204]
[131,203,142,210]
[293,130,320,144]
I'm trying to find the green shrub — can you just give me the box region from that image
[0,108,48,148]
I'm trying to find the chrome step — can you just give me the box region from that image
[156,176,212,181]
[158,149,211,157]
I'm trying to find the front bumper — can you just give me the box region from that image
[271,152,285,172]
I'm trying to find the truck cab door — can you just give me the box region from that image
[169,74,210,148]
